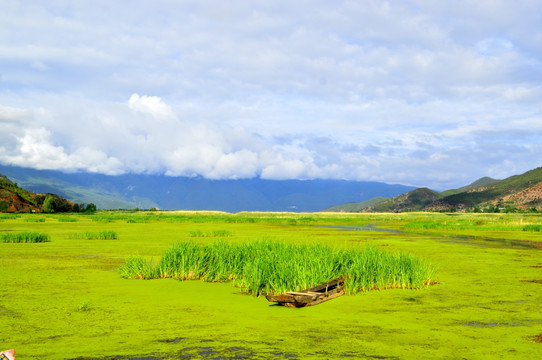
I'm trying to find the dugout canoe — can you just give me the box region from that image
[0,349,15,360]
[265,277,345,307]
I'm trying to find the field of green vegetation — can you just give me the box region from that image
[1,211,540,359]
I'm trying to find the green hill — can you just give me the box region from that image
[438,167,542,210]
[370,188,440,212]
[439,177,500,197]
[0,174,39,212]
[0,173,78,213]
[323,197,389,212]
[328,167,542,213]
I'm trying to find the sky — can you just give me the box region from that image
[1,1,541,190]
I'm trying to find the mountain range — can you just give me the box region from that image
[328,167,542,212]
[0,164,415,212]
[2,164,541,213]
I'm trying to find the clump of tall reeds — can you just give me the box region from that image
[24,217,46,222]
[119,240,436,296]
[188,230,232,237]
[58,216,78,222]
[523,224,541,232]
[0,232,50,243]
[119,256,155,279]
[67,231,117,240]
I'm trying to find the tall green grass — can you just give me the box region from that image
[119,256,155,279]
[0,232,50,243]
[523,224,541,232]
[188,230,233,237]
[67,231,117,240]
[402,215,542,232]
[120,240,436,296]
[58,216,78,222]
[24,217,46,222]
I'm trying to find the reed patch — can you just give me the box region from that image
[523,224,541,232]
[188,230,233,237]
[0,232,50,243]
[23,217,46,222]
[57,216,78,222]
[67,231,118,240]
[120,240,436,296]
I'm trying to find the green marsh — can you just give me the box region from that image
[0,211,540,359]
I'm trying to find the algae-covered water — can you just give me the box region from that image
[0,212,540,359]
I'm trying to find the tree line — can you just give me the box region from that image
[40,194,96,213]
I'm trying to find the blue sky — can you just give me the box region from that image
[1,1,541,190]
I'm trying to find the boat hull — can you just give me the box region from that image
[265,277,345,307]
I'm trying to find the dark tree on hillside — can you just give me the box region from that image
[52,196,73,212]
[85,203,97,213]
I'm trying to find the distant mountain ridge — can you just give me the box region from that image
[324,197,389,212]
[328,167,542,212]
[430,167,542,211]
[371,188,440,212]
[0,165,415,212]
[5,164,540,213]
[438,177,500,198]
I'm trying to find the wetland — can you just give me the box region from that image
[0,212,541,359]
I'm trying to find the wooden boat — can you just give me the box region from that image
[265,277,345,307]
[0,349,15,360]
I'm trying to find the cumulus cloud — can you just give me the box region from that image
[0,126,124,175]
[1,91,541,188]
[128,94,175,120]
[0,1,541,189]
[0,104,32,122]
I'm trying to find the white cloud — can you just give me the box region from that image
[70,147,125,175]
[8,128,69,169]
[128,94,175,120]
[0,126,124,175]
[0,104,32,122]
[209,150,259,179]
[0,1,541,189]
[261,157,310,180]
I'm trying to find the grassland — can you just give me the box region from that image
[0,211,541,359]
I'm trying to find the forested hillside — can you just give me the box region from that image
[0,173,93,213]
[329,167,542,213]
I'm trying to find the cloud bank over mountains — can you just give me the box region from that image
[1,1,541,189]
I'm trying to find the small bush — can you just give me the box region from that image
[75,300,92,312]
[0,200,9,211]
[0,232,50,243]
